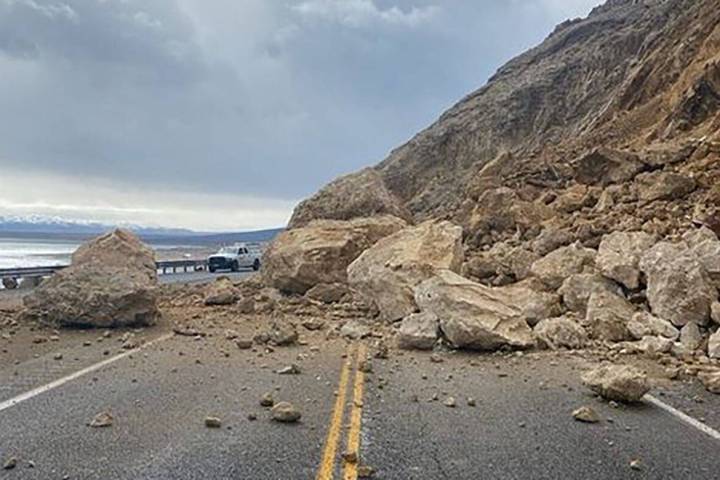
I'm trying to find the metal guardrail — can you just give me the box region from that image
[0,260,210,288]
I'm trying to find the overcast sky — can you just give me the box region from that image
[0,0,601,232]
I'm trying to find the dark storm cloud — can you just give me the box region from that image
[0,0,600,214]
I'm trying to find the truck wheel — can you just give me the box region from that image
[209,266,217,273]
[231,261,240,272]
[252,259,261,271]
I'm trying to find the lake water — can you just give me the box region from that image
[0,237,78,269]
[0,237,213,270]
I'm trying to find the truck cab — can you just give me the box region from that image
[207,243,262,273]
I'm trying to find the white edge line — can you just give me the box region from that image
[0,332,174,413]
[645,394,720,442]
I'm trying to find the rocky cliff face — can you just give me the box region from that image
[290,0,720,249]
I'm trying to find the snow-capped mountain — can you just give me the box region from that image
[0,215,196,236]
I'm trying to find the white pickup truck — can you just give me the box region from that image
[207,243,262,273]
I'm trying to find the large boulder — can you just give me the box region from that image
[530,243,596,290]
[497,281,563,327]
[347,221,463,322]
[287,168,412,228]
[582,365,650,403]
[583,290,635,341]
[397,312,439,350]
[204,277,239,306]
[639,241,718,326]
[627,312,679,340]
[263,216,406,294]
[558,273,621,314]
[415,270,534,351]
[22,229,159,328]
[596,231,656,289]
[534,316,588,350]
[683,227,720,289]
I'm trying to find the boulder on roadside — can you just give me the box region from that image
[572,406,601,423]
[268,320,298,346]
[530,243,597,290]
[558,273,621,314]
[271,402,302,423]
[534,316,588,350]
[596,231,656,289]
[583,290,635,341]
[640,241,717,326]
[262,216,406,294]
[397,312,438,350]
[621,336,674,355]
[204,277,239,306]
[627,312,679,340]
[698,371,720,394]
[22,229,159,328]
[582,365,650,403]
[415,270,534,351]
[287,168,413,229]
[348,221,464,322]
[340,320,371,340]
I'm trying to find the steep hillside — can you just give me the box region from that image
[290,0,720,253]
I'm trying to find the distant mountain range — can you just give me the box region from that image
[0,215,284,246]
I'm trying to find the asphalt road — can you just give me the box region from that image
[2,326,720,480]
[158,269,254,285]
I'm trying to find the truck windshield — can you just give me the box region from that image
[218,247,236,254]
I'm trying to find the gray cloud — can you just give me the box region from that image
[0,0,601,230]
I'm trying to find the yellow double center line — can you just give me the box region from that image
[316,343,368,480]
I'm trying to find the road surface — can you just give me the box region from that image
[2,276,720,479]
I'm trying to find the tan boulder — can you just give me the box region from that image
[287,168,412,228]
[204,277,239,306]
[582,365,650,403]
[534,316,588,350]
[640,241,717,326]
[22,229,159,328]
[348,221,463,322]
[498,281,563,327]
[698,371,720,394]
[530,243,596,290]
[627,312,679,340]
[683,227,720,289]
[397,312,439,350]
[583,290,635,341]
[596,231,656,289]
[558,273,621,314]
[707,330,720,359]
[263,216,406,294]
[415,270,534,351]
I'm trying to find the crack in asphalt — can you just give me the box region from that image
[414,400,451,480]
